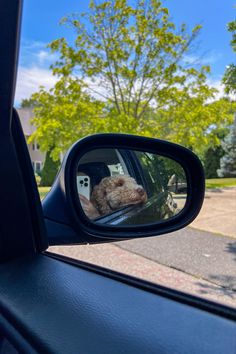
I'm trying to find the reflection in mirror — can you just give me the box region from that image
[76,149,187,226]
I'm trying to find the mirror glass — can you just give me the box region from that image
[76,148,187,226]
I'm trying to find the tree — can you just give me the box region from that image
[217,114,236,178]
[29,77,105,161]
[218,17,236,177]
[222,20,236,95]
[20,97,38,108]
[50,0,210,118]
[40,150,60,186]
[203,146,224,178]
[29,0,229,159]
[156,96,236,153]
[203,124,229,178]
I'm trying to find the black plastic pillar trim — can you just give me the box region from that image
[0,0,38,261]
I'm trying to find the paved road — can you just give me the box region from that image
[116,227,236,291]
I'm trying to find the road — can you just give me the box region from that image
[116,227,236,291]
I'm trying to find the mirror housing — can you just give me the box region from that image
[43,134,205,245]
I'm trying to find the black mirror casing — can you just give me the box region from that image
[43,134,205,245]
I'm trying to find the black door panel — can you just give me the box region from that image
[0,254,235,354]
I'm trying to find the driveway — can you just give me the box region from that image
[191,187,236,238]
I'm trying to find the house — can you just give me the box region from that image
[17,108,45,174]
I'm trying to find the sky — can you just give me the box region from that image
[15,0,236,105]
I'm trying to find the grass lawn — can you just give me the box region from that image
[205,178,236,189]
[38,186,51,200]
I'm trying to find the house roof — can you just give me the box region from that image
[17,108,36,136]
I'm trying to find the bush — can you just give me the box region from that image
[34,173,41,186]
[40,151,60,186]
[203,146,224,179]
[217,115,236,177]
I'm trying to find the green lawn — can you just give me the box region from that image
[38,186,51,199]
[205,178,236,189]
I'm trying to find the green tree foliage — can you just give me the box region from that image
[50,0,209,119]
[157,97,236,152]
[40,150,60,186]
[203,126,229,178]
[217,114,236,177]
[203,146,224,178]
[20,97,38,108]
[29,77,105,160]
[29,0,235,160]
[222,19,236,95]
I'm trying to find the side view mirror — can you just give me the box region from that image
[43,134,205,245]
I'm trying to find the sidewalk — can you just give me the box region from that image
[191,187,236,238]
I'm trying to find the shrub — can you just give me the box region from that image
[40,151,60,186]
[203,146,224,178]
[218,115,236,177]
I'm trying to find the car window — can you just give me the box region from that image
[108,150,127,176]
[76,147,187,224]
[16,0,236,310]
[108,162,124,176]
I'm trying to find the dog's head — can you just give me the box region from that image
[91,175,147,215]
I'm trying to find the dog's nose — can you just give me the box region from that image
[137,187,145,196]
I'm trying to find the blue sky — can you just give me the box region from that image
[15,0,235,104]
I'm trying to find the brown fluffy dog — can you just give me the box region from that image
[91,175,147,216]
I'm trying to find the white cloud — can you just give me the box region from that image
[36,50,59,65]
[19,40,48,66]
[208,79,225,97]
[14,38,61,105]
[20,39,48,51]
[183,53,222,66]
[206,78,235,101]
[14,66,57,105]
[19,39,59,68]
[37,50,49,63]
